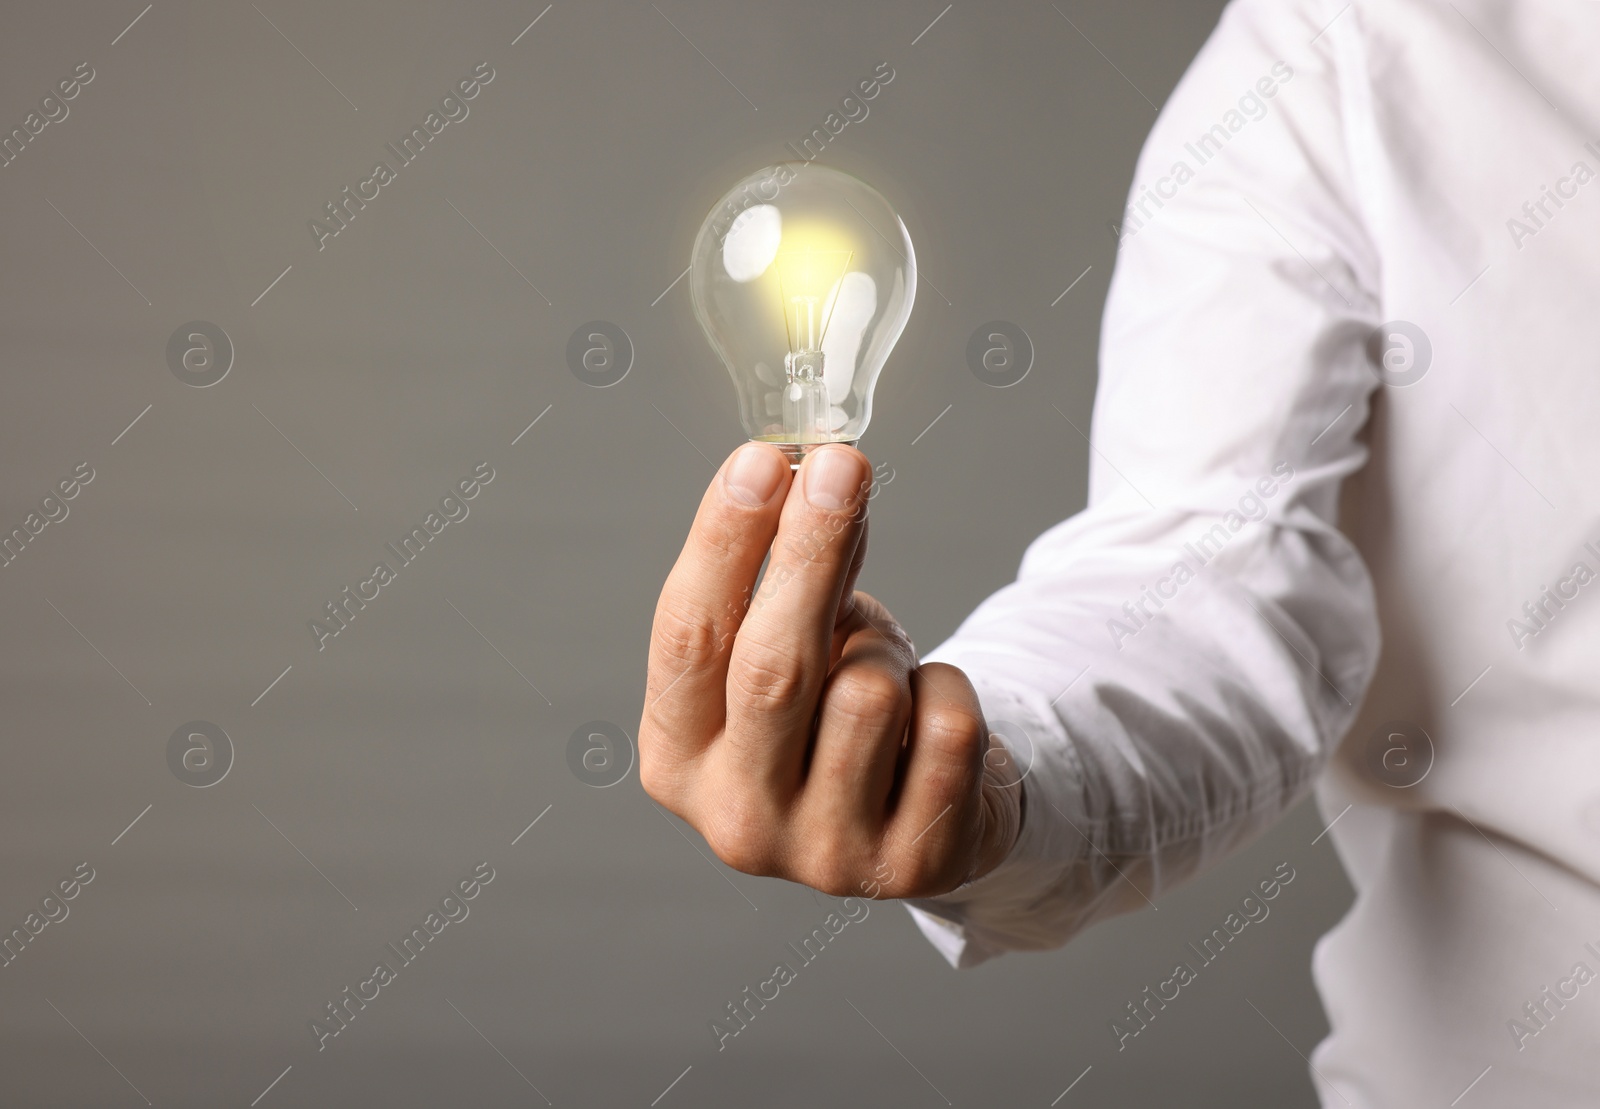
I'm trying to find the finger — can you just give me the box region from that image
[720,445,873,785]
[830,517,871,661]
[884,663,991,895]
[797,597,916,841]
[971,732,1026,881]
[641,442,791,772]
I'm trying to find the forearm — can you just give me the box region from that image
[906,503,1377,965]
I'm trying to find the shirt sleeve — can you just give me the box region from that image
[903,0,1384,968]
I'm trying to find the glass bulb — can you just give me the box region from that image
[689,163,917,466]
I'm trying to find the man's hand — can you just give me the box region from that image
[639,441,1023,901]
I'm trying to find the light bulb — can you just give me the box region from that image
[689,163,917,466]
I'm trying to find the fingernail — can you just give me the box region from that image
[804,446,861,511]
[724,443,785,506]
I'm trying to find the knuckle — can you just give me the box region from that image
[894,856,945,897]
[851,848,901,900]
[851,592,911,642]
[694,506,747,563]
[705,834,768,876]
[887,853,929,896]
[727,649,809,715]
[637,745,675,805]
[882,836,960,898]
[808,871,867,899]
[795,832,868,897]
[702,796,780,876]
[636,701,695,799]
[919,703,988,766]
[651,599,725,673]
[824,668,908,734]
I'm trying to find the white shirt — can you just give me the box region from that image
[904,1,1600,1105]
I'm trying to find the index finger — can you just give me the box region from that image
[641,442,792,761]
[719,445,874,781]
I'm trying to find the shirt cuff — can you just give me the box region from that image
[901,677,1087,968]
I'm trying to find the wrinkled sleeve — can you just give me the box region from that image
[904,0,1384,967]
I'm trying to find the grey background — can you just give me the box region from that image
[0,2,1353,1105]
